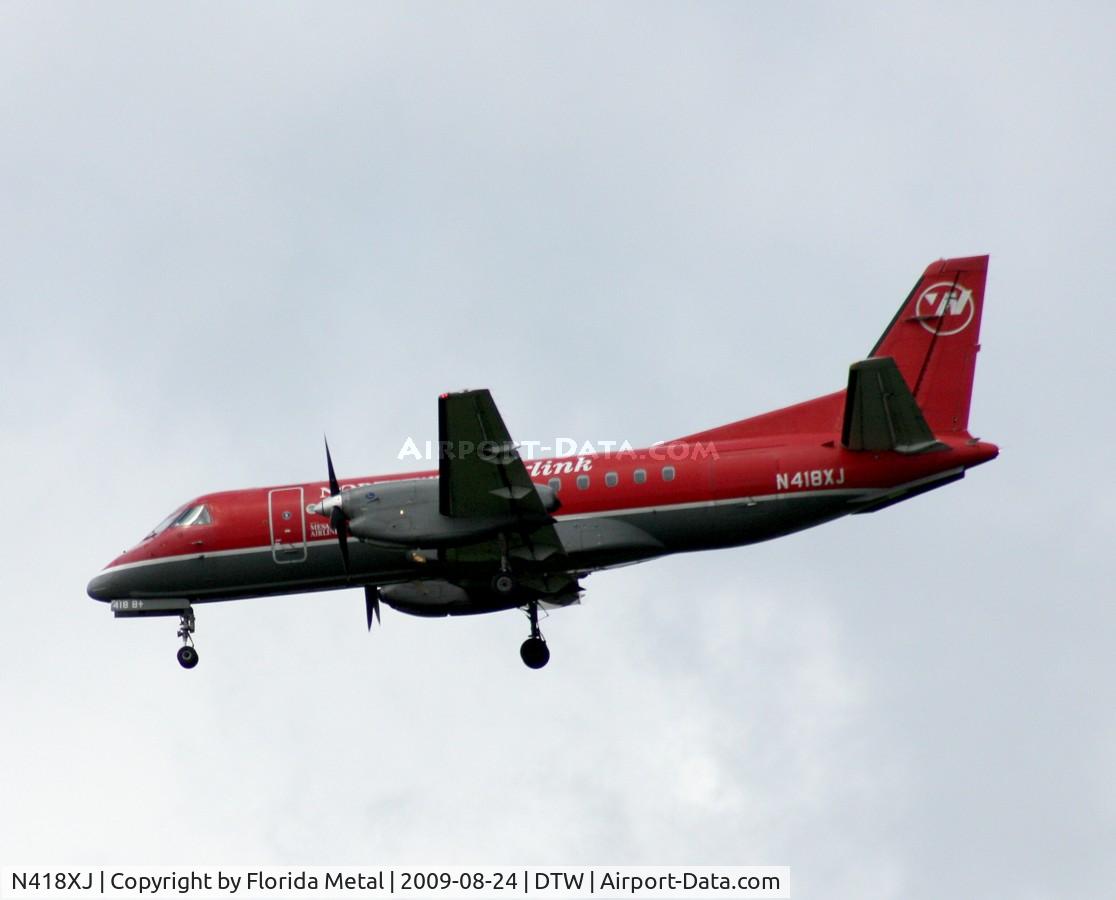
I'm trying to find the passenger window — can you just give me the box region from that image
[605,472,618,488]
[633,468,647,484]
[577,475,590,490]
[548,477,561,493]
[662,466,676,482]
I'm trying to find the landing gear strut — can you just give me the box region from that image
[176,607,198,669]
[519,600,550,669]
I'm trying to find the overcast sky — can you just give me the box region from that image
[3,3,1115,898]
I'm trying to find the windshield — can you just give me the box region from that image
[174,505,212,527]
[144,503,211,540]
[145,505,187,540]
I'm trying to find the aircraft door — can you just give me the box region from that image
[269,487,307,563]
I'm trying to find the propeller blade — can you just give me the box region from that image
[324,436,349,576]
[364,586,381,631]
[329,505,350,576]
[325,436,341,496]
[329,506,345,532]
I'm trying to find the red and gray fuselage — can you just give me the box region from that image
[86,434,998,614]
[88,254,1000,625]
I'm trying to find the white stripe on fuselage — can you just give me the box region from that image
[98,487,879,575]
[554,488,869,522]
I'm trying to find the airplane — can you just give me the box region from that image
[87,255,998,670]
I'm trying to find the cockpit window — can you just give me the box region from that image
[174,505,211,527]
[144,503,211,540]
[145,505,188,540]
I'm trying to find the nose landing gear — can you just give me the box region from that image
[519,600,550,669]
[176,607,198,669]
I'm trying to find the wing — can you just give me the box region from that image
[438,390,567,570]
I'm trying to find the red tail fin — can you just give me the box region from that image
[675,255,989,445]
[871,255,988,435]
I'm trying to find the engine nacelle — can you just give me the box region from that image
[378,580,519,617]
[341,478,558,548]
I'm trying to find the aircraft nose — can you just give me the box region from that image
[86,571,117,602]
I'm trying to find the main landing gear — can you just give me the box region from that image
[492,572,517,596]
[176,607,198,669]
[520,600,550,670]
[491,551,548,668]
[493,561,552,669]
[492,538,517,598]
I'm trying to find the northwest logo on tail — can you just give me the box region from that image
[914,282,975,335]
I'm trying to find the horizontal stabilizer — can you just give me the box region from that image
[841,357,946,453]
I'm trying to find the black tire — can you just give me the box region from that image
[519,637,550,669]
[177,646,199,669]
[492,573,516,596]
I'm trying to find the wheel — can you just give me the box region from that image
[519,637,550,669]
[492,573,516,596]
[177,645,199,669]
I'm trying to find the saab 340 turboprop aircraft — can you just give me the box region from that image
[88,255,998,669]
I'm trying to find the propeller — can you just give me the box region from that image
[316,438,382,631]
[323,436,350,576]
[364,586,381,631]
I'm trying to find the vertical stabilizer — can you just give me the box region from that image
[869,255,988,435]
